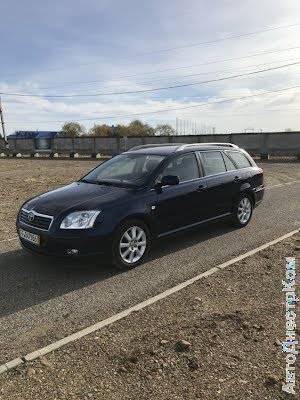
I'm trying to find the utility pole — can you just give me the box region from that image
[0,96,8,146]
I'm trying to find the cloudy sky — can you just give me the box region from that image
[1,0,300,134]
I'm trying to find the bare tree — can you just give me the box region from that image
[127,120,154,136]
[60,122,85,137]
[89,124,113,136]
[155,124,175,136]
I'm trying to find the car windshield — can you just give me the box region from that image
[81,153,166,188]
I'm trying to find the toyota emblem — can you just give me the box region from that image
[28,212,35,222]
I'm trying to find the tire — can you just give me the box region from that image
[231,193,253,228]
[112,219,151,270]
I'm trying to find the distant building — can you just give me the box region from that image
[8,131,59,139]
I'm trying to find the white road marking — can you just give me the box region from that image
[0,228,298,375]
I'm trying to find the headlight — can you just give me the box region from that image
[60,210,101,229]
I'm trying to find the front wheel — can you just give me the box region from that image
[231,194,253,228]
[112,219,151,270]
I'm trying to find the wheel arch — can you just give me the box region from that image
[232,188,255,211]
[114,213,156,237]
[239,183,255,207]
[240,189,255,207]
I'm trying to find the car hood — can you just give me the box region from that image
[24,182,134,217]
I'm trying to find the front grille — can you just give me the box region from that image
[19,209,53,231]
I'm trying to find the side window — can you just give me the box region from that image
[161,153,200,183]
[222,152,236,171]
[198,151,226,176]
[226,151,252,169]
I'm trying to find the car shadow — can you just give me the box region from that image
[149,220,236,261]
[0,220,236,318]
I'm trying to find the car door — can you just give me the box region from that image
[197,150,236,218]
[153,152,205,235]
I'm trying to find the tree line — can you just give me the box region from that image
[59,120,175,137]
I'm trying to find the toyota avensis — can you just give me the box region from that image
[17,143,264,269]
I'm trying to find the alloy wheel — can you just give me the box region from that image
[119,226,147,264]
[237,197,252,224]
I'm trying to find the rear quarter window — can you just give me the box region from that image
[226,151,252,169]
[222,153,236,171]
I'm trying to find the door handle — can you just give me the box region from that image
[197,184,207,192]
[233,176,241,183]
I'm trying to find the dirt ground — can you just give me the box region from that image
[0,158,299,241]
[0,233,299,400]
[0,159,299,399]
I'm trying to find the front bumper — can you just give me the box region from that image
[17,222,111,258]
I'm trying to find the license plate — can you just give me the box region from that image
[19,229,40,246]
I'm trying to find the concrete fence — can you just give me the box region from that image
[0,132,299,159]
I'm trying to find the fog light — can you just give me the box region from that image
[66,249,79,256]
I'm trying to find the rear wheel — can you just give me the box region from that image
[231,194,253,227]
[112,219,151,270]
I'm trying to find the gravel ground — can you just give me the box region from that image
[0,159,299,241]
[0,233,299,400]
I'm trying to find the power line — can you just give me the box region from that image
[169,110,300,116]
[134,23,300,55]
[5,85,300,105]
[8,108,300,117]
[7,85,300,123]
[2,23,300,78]
[0,91,294,105]
[2,62,299,98]
[37,53,300,92]
[114,58,300,87]
[36,46,300,90]
[1,91,278,109]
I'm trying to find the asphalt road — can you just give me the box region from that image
[0,181,299,364]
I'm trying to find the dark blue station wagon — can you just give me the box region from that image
[17,143,264,269]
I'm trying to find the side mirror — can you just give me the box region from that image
[161,175,179,186]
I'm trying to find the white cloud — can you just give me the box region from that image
[1,0,300,134]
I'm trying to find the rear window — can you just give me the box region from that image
[226,151,252,169]
[198,151,226,176]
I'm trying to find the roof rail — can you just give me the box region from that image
[128,142,239,152]
[129,143,185,151]
[176,142,239,151]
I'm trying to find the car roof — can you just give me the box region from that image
[126,143,240,156]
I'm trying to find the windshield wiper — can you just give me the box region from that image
[81,179,114,186]
[81,179,134,188]
[80,179,98,184]
[95,181,114,186]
